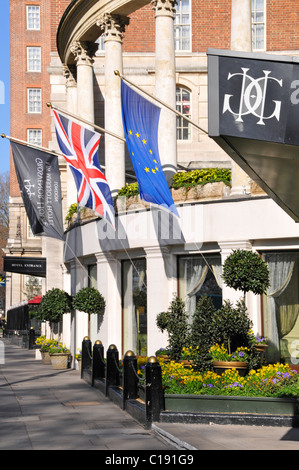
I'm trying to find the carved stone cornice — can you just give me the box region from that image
[152,0,177,17]
[70,40,98,66]
[96,13,130,43]
[64,65,77,86]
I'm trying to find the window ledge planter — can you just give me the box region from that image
[164,394,299,416]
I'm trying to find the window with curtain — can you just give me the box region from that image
[178,254,222,320]
[122,258,147,356]
[262,251,299,364]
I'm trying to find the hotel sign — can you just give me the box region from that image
[208,49,299,222]
[3,257,46,277]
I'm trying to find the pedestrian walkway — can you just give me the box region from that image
[1,339,299,451]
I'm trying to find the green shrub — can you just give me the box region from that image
[72,287,105,316]
[171,168,231,189]
[39,288,72,323]
[117,182,139,198]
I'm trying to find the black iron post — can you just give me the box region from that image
[92,340,105,385]
[123,350,138,409]
[145,356,164,423]
[81,336,92,379]
[106,344,120,396]
[28,327,35,350]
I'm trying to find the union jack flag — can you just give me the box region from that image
[53,110,115,227]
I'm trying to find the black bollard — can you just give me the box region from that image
[92,340,105,385]
[28,327,35,350]
[106,344,120,396]
[81,336,92,379]
[123,350,138,409]
[145,356,164,424]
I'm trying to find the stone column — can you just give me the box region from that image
[70,41,98,125]
[64,65,78,208]
[230,0,252,195]
[152,0,177,184]
[96,14,129,196]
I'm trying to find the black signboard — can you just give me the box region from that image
[208,49,299,222]
[3,257,46,277]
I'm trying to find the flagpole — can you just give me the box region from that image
[46,103,126,143]
[0,133,65,158]
[114,70,208,135]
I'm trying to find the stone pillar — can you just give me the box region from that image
[152,0,177,184]
[230,0,252,195]
[64,65,78,208]
[70,41,98,125]
[96,14,129,196]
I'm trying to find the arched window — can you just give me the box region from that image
[176,86,191,140]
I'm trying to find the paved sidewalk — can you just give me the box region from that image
[1,339,299,451]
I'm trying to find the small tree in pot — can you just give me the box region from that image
[222,249,270,301]
[39,288,72,324]
[72,287,106,337]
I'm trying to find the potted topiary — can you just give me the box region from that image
[156,296,189,362]
[222,249,270,301]
[72,287,106,337]
[39,288,72,324]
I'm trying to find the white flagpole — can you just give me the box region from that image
[1,133,65,158]
[46,103,126,143]
[114,70,208,135]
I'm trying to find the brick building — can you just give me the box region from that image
[6,0,299,366]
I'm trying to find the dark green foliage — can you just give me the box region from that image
[222,249,270,296]
[39,288,72,323]
[72,287,105,316]
[156,296,189,361]
[190,296,218,370]
[171,168,231,189]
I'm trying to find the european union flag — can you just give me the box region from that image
[121,81,179,217]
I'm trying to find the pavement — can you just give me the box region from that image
[1,339,299,452]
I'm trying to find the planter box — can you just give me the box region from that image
[50,353,70,370]
[164,394,299,416]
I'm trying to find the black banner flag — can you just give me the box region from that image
[11,141,64,240]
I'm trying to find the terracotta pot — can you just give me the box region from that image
[213,360,248,377]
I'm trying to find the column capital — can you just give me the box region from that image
[70,40,98,66]
[64,65,77,86]
[152,0,177,18]
[96,13,129,43]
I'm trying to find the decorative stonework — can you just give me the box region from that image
[63,65,77,86]
[152,0,177,17]
[96,13,130,43]
[70,41,98,66]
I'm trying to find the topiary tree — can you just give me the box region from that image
[222,249,270,300]
[190,296,218,371]
[39,288,72,323]
[156,296,189,362]
[72,287,106,316]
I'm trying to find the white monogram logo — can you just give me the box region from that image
[223,68,283,126]
[23,179,35,199]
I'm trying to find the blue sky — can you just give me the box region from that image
[0,0,10,175]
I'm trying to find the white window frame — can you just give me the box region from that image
[27,128,42,146]
[27,47,41,72]
[26,5,40,31]
[251,0,266,51]
[176,86,191,141]
[27,88,41,114]
[174,0,191,52]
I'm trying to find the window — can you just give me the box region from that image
[122,259,147,356]
[26,5,40,30]
[96,36,105,51]
[27,129,42,146]
[251,0,266,50]
[28,88,41,113]
[262,251,299,364]
[27,47,41,72]
[88,264,97,288]
[176,87,191,140]
[174,0,191,51]
[178,254,222,319]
